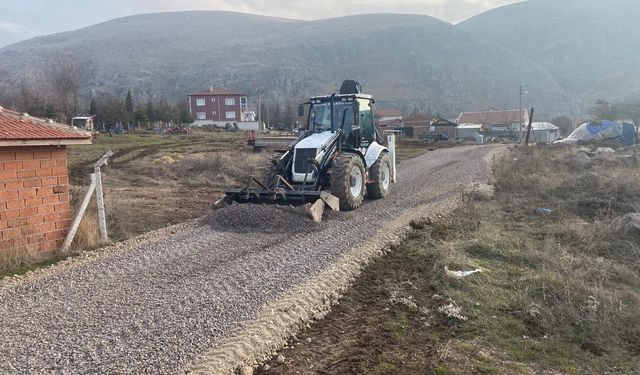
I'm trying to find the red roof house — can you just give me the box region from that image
[457,109,529,125]
[0,106,92,255]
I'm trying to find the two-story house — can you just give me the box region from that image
[188,88,248,127]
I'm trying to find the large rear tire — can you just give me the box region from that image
[330,153,366,211]
[367,152,391,199]
[263,152,285,185]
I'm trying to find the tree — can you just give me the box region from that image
[589,99,621,121]
[145,101,156,122]
[125,90,134,125]
[47,53,86,124]
[284,101,296,129]
[94,94,125,130]
[134,109,147,124]
[551,115,574,137]
[89,98,97,116]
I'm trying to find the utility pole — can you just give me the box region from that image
[257,88,262,132]
[519,85,528,131]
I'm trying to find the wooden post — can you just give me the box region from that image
[524,107,535,146]
[61,174,97,252]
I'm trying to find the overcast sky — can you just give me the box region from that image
[0,0,522,47]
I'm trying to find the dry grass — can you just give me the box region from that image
[429,145,640,374]
[137,151,266,188]
[0,239,40,275]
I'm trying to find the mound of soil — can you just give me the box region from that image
[204,203,323,234]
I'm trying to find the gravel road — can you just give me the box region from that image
[0,145,499,374]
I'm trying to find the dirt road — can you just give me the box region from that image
[0,145,500,374]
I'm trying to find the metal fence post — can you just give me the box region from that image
[94,150,114,241]
[387,134,397,183]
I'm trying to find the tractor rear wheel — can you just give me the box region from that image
[263,153,285,185]
[330,153,366,211]
[367,152,391,199]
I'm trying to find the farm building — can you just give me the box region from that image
[457,124,483,140]
[0,107,92,254]
[430,119,458,139]
[517,122,561,144]
[458,109,529,139]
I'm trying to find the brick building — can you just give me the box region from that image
[188,87,248,126]
[0,107,92,254]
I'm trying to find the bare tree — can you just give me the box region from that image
[47,53,86,124]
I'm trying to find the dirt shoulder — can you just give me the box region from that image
[256,145,640,375]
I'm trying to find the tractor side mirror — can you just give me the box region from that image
[298,105,305,117]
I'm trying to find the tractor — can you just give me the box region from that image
[217,80,396,221]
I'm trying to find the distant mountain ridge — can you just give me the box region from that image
[2,2,638,117]
[458,0,640,112]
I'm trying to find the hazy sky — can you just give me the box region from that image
[0,0,522,47]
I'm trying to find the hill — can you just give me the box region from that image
[458,0,640,111]
[0,11,564,116]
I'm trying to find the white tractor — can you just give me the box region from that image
[219,80,396,221]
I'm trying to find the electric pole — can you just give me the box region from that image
[257,88,262,132]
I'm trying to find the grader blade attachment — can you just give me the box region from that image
[220,175,340,222]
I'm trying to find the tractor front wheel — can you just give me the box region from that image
[367,152,391,199]
[330,153,366,211]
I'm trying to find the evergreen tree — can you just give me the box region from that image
[145,101,156,122]
[89,98,97,116]
[125,90,134,122]
[179,109,193,124]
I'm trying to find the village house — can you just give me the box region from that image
[430,118,458,140]
[403,113,435,138]
[375,109,402,123]
[0,107,92,254]
[188,87,249,127]
[457,109,529,139]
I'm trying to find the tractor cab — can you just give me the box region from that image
[303,93,377,149]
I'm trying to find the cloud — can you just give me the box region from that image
[147,0,522,23]
[0,21,37,47]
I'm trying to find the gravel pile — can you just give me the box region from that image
[204,203,322,234]
[0,145,498,374]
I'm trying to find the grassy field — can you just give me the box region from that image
[259,145,640,375]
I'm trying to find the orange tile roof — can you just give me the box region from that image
[376,109,402,118]
[457,110,526,125]
[0,107,92,142]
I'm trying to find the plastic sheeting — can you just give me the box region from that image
[557,121,637,145]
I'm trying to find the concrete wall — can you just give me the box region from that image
[0,146,71,254]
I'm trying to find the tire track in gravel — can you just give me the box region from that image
[0,145,501,374]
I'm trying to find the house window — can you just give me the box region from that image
[196,98,205,107]
[211,97,216,102]
[225,97,235,106]
[196,112,206,120]
[226,111,236,119]
[240,97,247,110]
[211,111,217,116]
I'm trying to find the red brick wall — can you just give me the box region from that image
[190,94,245,122]
[0,146,71,253]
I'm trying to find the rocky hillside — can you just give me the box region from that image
[0,11,565,116]
[458,0,640,110]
